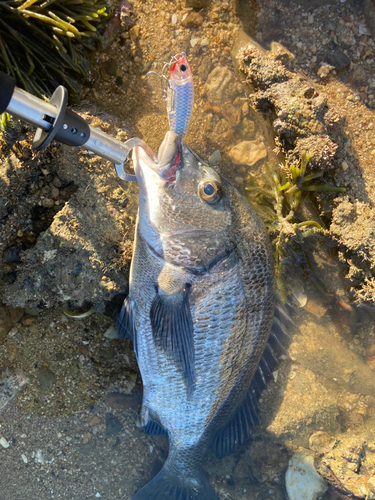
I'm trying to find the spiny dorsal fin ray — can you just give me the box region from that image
[150,285,195,393]
[212,300,296,458]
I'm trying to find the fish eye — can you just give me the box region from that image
[199,180,222,204]
[179,63,188,73]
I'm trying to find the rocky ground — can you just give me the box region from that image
[0,0,375,499]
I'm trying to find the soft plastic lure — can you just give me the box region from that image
[148,52,194,140]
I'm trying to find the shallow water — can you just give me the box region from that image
[1,0,375,499]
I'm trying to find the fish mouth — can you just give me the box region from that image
[133,131,181,182]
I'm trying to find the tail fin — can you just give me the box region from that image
[131,463,219,500]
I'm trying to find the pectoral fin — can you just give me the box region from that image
[150,285,195,393]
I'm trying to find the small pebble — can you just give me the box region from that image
[104,325,119,340]
[208,150,221,165]
[42,198,54,208]
[21,454,28,464]
[341,160,349,171]
[309,431,335,453]
[171,13,177,24]
[0,437,10,448]
[285,450,328,500]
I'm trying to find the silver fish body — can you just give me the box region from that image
[118,132,277,500]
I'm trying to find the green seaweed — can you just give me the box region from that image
[246,152,346,301]
[0,0,107,99]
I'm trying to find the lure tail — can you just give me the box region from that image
[131,453,218,500]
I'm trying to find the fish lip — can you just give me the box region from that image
[133,131,181,182]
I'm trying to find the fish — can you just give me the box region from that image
[166,52,194,140]
[147,52,194,140]
[117,130,292,499]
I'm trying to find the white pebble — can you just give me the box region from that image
[95,494,101,498]
[190,38,199,48]
[308,15,314,24]
[285,450,328,500]
[104,325,119,340]
[0,437,10,448]
[171,13,177,25]
[208,150,221,165]
[21,454,28,464]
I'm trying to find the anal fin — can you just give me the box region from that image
[143,420,168,437]
[117,298,137,354]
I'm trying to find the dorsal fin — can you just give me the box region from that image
[150,285,195,394]
[212,302,294,458]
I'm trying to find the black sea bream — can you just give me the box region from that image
[118,131,285,500]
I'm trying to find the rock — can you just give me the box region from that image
[104,325,119,339]
[208,150,221,165]
[3,244,22,263]
[77,343,89,354]
[317,64,335,79]
[52,175,62,188]
[185,0,210,8]
[36,366,56,391]
[97,347,115,360]
[104,59,117,77]
[0,437,10,448]
[89,416,102,427]
[41,198,54,208]
[21,315,36,326]
[198,56,213,81]
[316,420,375,498]
[181,12,203,28]
[228,139,267,167]
[285,450,328,500]
[323,49,350,72]
[129,25,140,41]
[0,306,12,342]
[303,298,328,318]
[241,101,249,117]
[105,391,141,410]
[206,67,238,106]
[105,413,123,436]
[309,431,335,453]
[241,118,256,139]
[364,0,375,37]
[221,102,241,127]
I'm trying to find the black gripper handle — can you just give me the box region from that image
[0,72,15,114]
